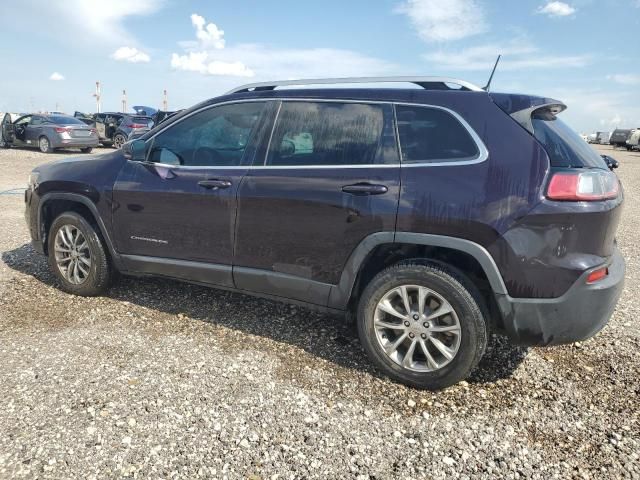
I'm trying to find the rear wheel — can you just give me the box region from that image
[357,261,487,390]
[113,134,126,149]
[39,136,53,153]
[47,212,111,296]
[81,147,93,154]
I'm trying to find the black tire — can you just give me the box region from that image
[113,134,126,149]
[39,135,53,153]
[357,261,487,390]
[81,147,93,154]
[47,212,111,296]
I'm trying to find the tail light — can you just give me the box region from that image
[127,123,147,129]
[546,170,619,201]
[586,267,608,284]
[90,128,97,134]
[55,127,71,133]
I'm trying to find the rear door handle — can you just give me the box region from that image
[198,179,232,190]
[342,183,388,195]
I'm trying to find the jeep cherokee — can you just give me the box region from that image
[24,77,625,390]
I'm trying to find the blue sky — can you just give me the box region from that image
[1,0,639,132]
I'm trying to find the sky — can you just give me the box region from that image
[0,0,639,133]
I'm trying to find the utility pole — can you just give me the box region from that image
[163,89,168,111]
[93,81,102,113]
[121,89,127,113]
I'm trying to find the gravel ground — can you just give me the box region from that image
[0,145,638,479]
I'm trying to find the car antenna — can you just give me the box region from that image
[483,54,501,92]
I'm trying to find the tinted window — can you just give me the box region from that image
[395,106,479,163]
[31,116,43,125]
[266,102,385,166]
[532,113,607,168]
[148,102,265,167]
[48,115,85,125]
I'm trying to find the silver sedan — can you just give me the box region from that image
[1,113,100,153]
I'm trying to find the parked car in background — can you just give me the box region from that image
[1,113,98,153]
[75,112,125,147]
[587,133,598,143]
[626,129,640,151]
[610,129,632,149]
[112,115,154,148]
[596,131,611,144]
[24,76,625,389]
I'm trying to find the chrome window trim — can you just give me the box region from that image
[137,97,488,170]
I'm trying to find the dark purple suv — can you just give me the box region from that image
[24,77,625,389]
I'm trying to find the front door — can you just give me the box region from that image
[112,100,269,287]
[1,113,15,146]
[11,115,31,146]
[234,100,400,305]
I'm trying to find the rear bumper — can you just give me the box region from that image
[51,136,100,148]
[498,247,625,346]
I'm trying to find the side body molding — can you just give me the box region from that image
[328,232,508,309]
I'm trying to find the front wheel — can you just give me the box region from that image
[39,136,53,153]
[47,212,112,296]
[81,147,93,154]
[357,261,487,390]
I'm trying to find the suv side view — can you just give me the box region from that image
[24,77,625,390]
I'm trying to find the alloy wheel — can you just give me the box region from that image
[373,285,461,372]
[39,137,50,152]
[54,225,92,285]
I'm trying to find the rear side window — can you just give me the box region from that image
[395,105,480,163]
[266,102,386,166]
[532,113,607,168]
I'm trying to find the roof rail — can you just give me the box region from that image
[225,76,484,95]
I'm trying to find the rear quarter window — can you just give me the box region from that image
[395,105,480,164]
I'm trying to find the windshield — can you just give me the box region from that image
[532,113,607,169]
[48,115,85,125]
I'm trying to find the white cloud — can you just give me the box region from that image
[537,1,576,17]
[171,52,254,77]
[0,0,162,46]
[606,74,640,86]
[49,72,65,81]
[423,40,590,71]
[190,14,225,49]
[170,14,252,77]
[111,46,151,63]
[395,0,488,42]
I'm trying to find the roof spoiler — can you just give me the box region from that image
[490,93,566,134]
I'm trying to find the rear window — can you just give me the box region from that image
[395,105,480,163]
[47,115,84,125]
[532,113,607,168]
[131,116,152,125]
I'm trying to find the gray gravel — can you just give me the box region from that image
[0,145,639,479]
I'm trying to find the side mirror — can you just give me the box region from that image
[280,139,296,157]
[123,139,147,161]
[601,154,619,171]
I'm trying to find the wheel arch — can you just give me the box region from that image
[38,193,121,268]
[328,232,508,329]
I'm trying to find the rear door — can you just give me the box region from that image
[112,100,270,287]
[233,100,400,305]
[26,115,44,145]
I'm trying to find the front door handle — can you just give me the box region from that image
[342,183,388,195]
[198,179,232,190]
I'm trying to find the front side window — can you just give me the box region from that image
[148,102,265,167]
[395,105,480,163]
[266,102,385,166]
